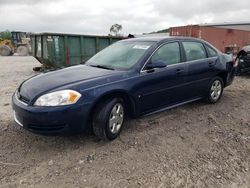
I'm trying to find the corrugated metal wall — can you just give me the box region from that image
[170,25,250,53]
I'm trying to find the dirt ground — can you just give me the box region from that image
[0,56,249,188]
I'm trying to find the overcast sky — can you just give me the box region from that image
[0,0,249,35]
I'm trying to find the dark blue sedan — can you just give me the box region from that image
[12,37,235,140]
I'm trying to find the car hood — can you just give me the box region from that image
[19,65,121,100]
[242,45,250,52]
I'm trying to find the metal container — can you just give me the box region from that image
[170,25,250,54]
[31,33,124,68]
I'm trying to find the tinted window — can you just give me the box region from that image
[183,42,207,61]
[206,45,218,57]
[151,42,180,65]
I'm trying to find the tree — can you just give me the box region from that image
[110,24,122,36]
[0,30,12,40]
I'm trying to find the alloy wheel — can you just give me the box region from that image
[109,103,124,134]
[210,80,222,101]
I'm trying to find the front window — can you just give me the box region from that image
[151,42,181,65]
[86,41,154,70]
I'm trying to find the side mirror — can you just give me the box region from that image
[146,60,166,70]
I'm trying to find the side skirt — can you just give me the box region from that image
[141,97,203,117]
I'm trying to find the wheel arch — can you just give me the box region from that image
[216,72,227,87]
[87,90,137,125]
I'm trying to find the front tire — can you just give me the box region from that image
[93,98,125,140]
[206,77,224,104]
[0,45,12,56]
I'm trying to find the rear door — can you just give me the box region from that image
[182,41,218,98]
[134,41,187,114]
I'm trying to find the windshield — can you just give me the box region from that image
[86,41,154,70]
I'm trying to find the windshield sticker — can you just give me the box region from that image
[133,45,150,50]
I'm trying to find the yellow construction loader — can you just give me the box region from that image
[0,39,14,56]
[0,31,31,56]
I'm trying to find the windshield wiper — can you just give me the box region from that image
[89,64,115,70]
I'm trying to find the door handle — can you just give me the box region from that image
[176,69,184,74]
[208,61,216,67]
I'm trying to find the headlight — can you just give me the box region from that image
[34,90,81,106]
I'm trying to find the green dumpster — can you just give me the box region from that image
[30,33,124,68]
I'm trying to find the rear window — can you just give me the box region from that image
[183,42,207,61]
[205,44,218,57]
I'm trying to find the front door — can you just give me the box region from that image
[133,42,187,114]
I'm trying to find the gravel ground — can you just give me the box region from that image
[0,56,250,188]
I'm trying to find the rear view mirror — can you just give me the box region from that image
[146,60,166,70]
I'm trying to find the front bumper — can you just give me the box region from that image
[12,94,92,135]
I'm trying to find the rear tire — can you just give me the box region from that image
[206,77,224,104]
[17,45,28,56]
[93,98,125,140]
[0,45,11,56]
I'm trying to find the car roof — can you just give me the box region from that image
[122,36,205,43]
